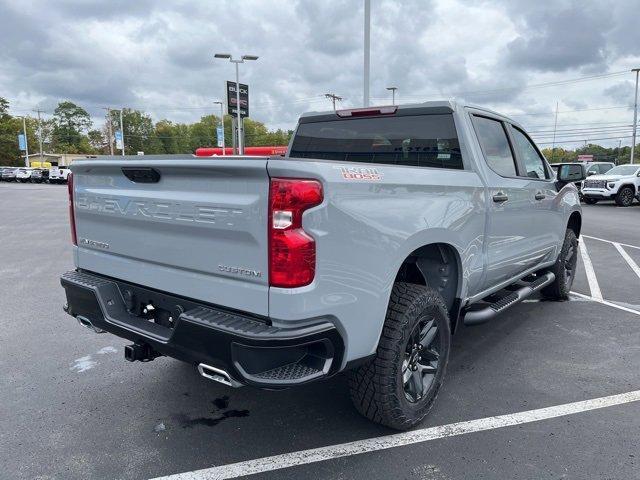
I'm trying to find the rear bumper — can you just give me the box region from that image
[61,270,344,388]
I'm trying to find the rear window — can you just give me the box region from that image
[289,114,463,169]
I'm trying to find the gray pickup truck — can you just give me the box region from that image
[61,101,585,429]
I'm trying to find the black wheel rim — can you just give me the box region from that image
[621,189,633,205]
[564,241,577,286]
[402,316,440,403]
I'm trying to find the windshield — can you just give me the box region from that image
[606,165,640,176]
[289,114,463,169]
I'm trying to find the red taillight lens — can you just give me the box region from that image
[269,178,323,288]
[67,172,77,245]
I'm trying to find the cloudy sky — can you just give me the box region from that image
[2,0,639,148]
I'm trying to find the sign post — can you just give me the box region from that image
[227,81,249,154]
[115,131,123,151]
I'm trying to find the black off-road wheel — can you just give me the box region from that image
[615,186,635,207]
[348,283,451,430]
[541,229,578,300]
[583,198,598,205]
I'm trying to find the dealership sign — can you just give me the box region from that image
[227,81,249,118]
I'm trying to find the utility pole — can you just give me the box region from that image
[32,109,44,160]
[630,68,639,164]
[324,93,343,111]
[119,109,125,156]
[363,0,371,107]
[386,86,398,105]
[551,101,559,162]
[103,107,114,155]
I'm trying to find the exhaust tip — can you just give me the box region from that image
[197,363,238,387]
[76,315,105,334]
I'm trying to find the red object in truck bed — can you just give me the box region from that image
[195,146,287,156]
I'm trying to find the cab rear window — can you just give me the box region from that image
[289,114,463,169]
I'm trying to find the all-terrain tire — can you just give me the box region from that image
[541,229,578,300]
[583,198,598,205]
[615,186,635,207]
[348,282,451,430]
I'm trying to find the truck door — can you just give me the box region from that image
[471,115,557,287]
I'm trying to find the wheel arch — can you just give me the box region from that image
[567,211,582,238]
[394,242,463,333]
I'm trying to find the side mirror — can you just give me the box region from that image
[558,164,585,183]
[587,171,596,176]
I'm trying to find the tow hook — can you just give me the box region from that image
[124,342,161,362]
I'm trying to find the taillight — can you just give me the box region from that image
[269,178,323,288]
[67,172,77,245]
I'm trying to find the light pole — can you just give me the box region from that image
[213,100,225,155]
[386,86,398,105]
[630,68,639,164]
[363,0,371,107]
[214,53,258,155]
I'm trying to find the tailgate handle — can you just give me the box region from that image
[122,167,161,183]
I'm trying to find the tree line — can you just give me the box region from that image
[1,96,637,165]
[0,97,292,165]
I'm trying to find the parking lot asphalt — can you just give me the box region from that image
[1,183,639,480]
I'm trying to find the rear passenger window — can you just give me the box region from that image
[510,127,548,179]
[472,116,517,177]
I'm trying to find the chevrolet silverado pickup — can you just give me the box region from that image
[61,101,585,430]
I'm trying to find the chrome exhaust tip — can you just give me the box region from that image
[197,363,240,388]
[76,315,105,334]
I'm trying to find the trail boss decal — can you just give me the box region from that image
[335,166,383,181]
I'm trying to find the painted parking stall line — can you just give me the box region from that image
[151,390,640,480]
[570,291,640,316]
[578,237,603,300]
[613,243,640,281]
[582,234,640,251]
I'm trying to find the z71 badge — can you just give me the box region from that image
[335,166,383,181]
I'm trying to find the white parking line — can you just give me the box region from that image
[151,390,640,480]
[582,234,640,251]
[578,238,603,300]
[570,291,640,316]
[613,243,640,281]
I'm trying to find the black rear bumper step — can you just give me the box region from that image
[60,270,344,388]
[463,272,555,326]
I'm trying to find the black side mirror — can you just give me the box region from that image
[558,164,585,183]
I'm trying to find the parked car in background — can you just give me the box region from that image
[581,164,640,206]
[0,167,17,181]
[30,168,50,184]
[61,101,585,430]
[15,168,34,183]
[550,161,615,198]
[49,166,70,184]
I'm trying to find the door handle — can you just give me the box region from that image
[534,192,546,200]
[492,192,508,203]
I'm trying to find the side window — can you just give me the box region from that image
[599,164,613,174]
[587,165,599,176]
[511,127,548,179]
[472,116,517,177]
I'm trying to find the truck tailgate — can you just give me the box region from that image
[71,158,269,316]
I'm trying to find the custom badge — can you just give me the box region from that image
[335,166,383,181]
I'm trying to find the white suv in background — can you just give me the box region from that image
[49,166,71,184]
[581,164,640,206]
[15,168,34,183]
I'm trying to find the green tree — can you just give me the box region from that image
[113,109,163,155]
[52,101,92,152]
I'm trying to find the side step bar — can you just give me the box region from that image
[463,272,555,326]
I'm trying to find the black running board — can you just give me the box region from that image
[463,272,555,326]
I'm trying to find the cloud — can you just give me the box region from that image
[0,0,638,142]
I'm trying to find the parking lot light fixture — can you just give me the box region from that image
[386,86,398,105]
[213,53,258,155]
